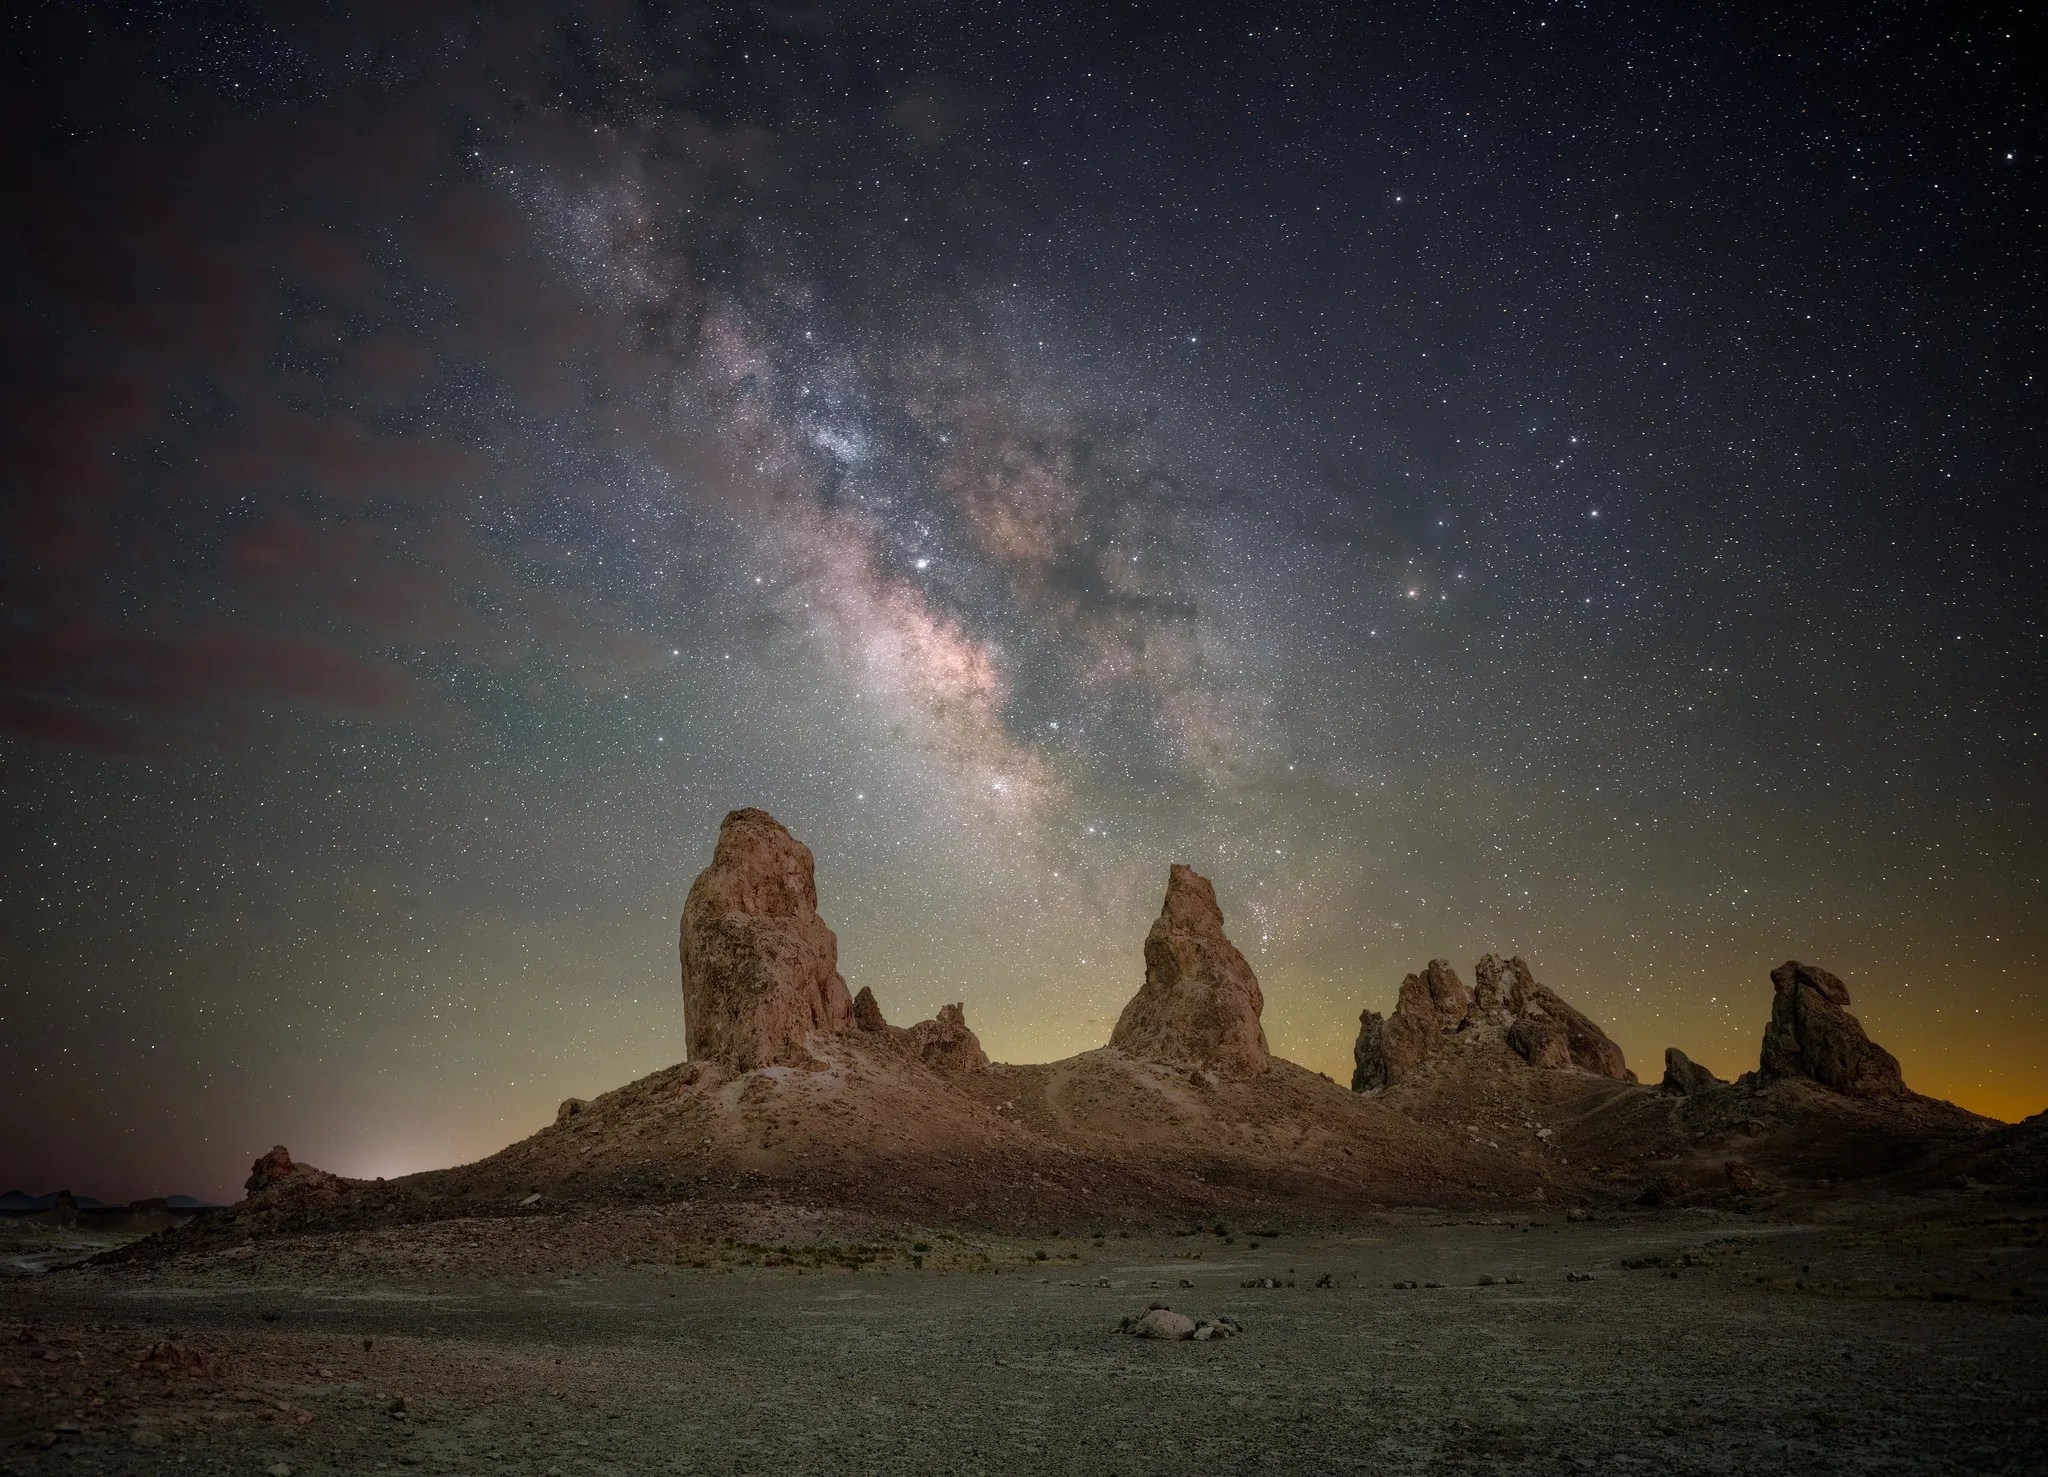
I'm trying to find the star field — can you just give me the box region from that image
[1,2,2041,1200]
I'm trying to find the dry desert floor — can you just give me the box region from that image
[3,1202,2044,1475]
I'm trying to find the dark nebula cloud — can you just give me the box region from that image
[2,1,2040,1198]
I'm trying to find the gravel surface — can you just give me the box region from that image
[4,1206,2043,1475]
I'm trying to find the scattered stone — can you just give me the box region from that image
[1758,961,1906,1098]
[518,1192,542,1207]
[1565,1207,1591,1223]
[1122,1306,1243,1341]
[1724,1160,1766,1195]
[1478,1274,1497,1285]
[1565,1271,1595,1282]
[140,1340,217,1379]
[679,808,854,1070]
[1110,865,1269,1077]
[1391,1279,1419,1290]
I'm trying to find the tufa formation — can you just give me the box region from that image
[1757,960,1905,1098]
[1353,955,1632,1088]
[679,808,855,1070]
[1110,864,1269,1078]
[850,987,991,1073]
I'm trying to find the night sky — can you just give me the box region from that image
[3,3,2041,1202]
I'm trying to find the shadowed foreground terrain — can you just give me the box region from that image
[5,1205,2045,1475]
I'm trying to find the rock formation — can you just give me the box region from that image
[905,1002,991,1073]
[556,1098,589,1122]
[1482,955,1632,1081]
[1352,959,1469,1089]
[240,1145,351,1211]
[1110,864,1268,1078]
[1353,955,1631,1087]
[849,985,990,1072]
[245,1145,300,1194]
[1660,1047,1725,1096]
[679,808,854,1071]
[851,985,888,1033]
[1757,960,1905,1098]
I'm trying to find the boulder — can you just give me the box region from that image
[905,1002,990,1073]
[1110,864,1268,1078]
[555,1098,589,1123]
[678,808,854,1070]
[1757,961,1905,1098]
[1660,1047,1725,1096]
[1125,1308,1197,1340]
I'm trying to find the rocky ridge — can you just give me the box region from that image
[118,812,2032,1262]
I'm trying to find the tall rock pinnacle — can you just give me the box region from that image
[679,808,854,1070]
[1110,864,1269,1078]
[1758,961,1905,1098]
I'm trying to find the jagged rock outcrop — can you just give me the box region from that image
[679,808,854,1071]
[245,1145,300,1193]
[1661,1047,1725,1096]
[1353,959,1470,1089]
[847,985,990,1073]
[1353,955,1632,1087]
[240,1146,351,1211]
[905,1003,991,1074]
[1482,955,1633,1081]
[1110,864,1268,1078]
[1758,960,1905,1098]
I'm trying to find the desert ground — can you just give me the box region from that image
[5,1199,2044,1476]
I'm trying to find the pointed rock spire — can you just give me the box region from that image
[1110,864,1268,1078]
[679,808,854,1070]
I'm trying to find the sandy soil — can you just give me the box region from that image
[4,1200,2044,1475]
